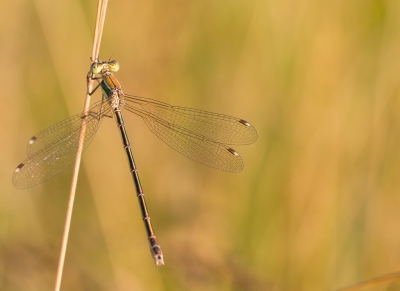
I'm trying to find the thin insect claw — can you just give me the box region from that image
[88,82,101,96]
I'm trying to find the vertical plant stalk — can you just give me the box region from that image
[53,1,108,291]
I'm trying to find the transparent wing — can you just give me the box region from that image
[123,94,258,146]
[13,101,111,189]
[26,100,110,156]
[123,103,244,172]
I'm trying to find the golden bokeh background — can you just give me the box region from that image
[2,0,400,290]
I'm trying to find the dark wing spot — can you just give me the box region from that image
[15,163,25,173]
[28,136,37,145]
[227,148,239,156]
[239,119,251,126]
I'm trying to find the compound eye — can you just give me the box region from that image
[91,62,104,74]
[108,60,120,72]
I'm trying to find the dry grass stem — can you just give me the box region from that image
[53,1,108,291]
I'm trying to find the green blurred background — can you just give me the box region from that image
[1,0,400,290]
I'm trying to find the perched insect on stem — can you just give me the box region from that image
[13,60,258,265]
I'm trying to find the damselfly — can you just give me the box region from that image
[12,60,258,265]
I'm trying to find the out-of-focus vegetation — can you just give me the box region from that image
[1,0,400,290]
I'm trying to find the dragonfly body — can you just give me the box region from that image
[101,70,122,96]
[13,60,258,265]
[93,61,164,265]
